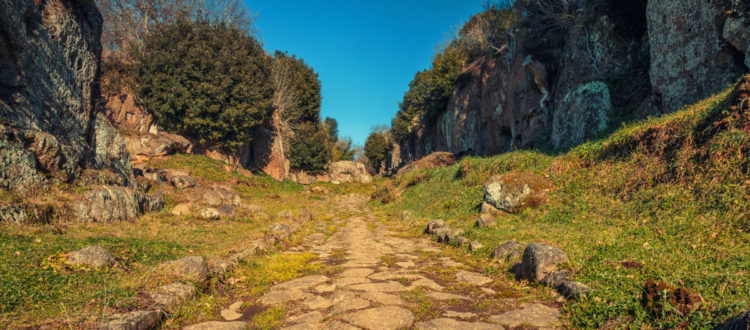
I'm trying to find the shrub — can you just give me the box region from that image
[288,122,331,174]
[132,17,272,154]
[364,132,388,170]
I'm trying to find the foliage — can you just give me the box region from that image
[323,117,339,140]
[272,52,322,128]
[331,136,360,162]
[132,17,273,154]
[374,77,750,328]
[391,44,466,143]
[364,131,388,170]
[288,122,332,174]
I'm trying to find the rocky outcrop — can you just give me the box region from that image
[104,88,159,134]
[0,0,125,192]
[482,172,552,214]
[648,0,748,113]
[73,186,164,222]
[125,131,192,160]
[386,0,749,171]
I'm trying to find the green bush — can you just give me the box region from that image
[132,17,273,154]
[288,122,331,174]
[364,132,387,170]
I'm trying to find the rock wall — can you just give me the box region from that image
[647,0,749,112]
[387,0,749,172]
[0,0,108,191]
[0,0,136,189]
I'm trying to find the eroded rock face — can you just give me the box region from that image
[648,0,748,112]
[124,132,192,160]
[73,186,164,222]
[104,89,158,134]
[0,0,114,191]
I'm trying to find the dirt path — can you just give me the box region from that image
[190,194,562,329]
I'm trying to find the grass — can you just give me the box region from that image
[373,76,750,328]
[0,151,343,327]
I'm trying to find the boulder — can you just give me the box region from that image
[0,204,26,224]
[519,243,569,282]
[162,256,209,282]
[425,219,447,235]
[191,186,241,207]
[199,208,220,220]
[124,132,192,159]
[101,310,162,330]
[171,203,193,216]
[455,236,469,247]
[170,175,196,189]
[483,172,552,213]
[329,161,373,184]
[216,205,235,217]
[540,270,572,288]
[468,241,484,252]
[68,246,114,267]
[270,223,292,240]
[149,282,196,312]
[73,186,164,223]
[475,214,497,227]
[720,309,750,330]
[558,281,590,300]
[491,240,525,262]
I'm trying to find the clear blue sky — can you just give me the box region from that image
[245,0,486,146]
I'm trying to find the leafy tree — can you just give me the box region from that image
[364,131,388,170]
[288,122,331,174]
[391,44,465,143]
[324,117,339,140]
[132,17,272,154]
[272,52,322,128]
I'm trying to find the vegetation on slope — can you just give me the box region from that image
[373,76,750,328]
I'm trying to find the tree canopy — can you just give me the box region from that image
[132,17,273,154]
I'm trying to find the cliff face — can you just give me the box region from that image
[0,0,131,191]
[387,0,749,173]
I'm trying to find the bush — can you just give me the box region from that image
[132,17,272,154]
[364,132,388,170]
[288,122,331,174]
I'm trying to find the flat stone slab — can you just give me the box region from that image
[183,321,247,330]
[415,318,499,330]
[368,271,425,281]
[340,306,415,330]
[220,308,243,321]
[359,291,405,306]
[258,289,311,306]
[409,278,444,291]
[348,281,407,293]
[326,320,360,330]
[340,268,374,278]
[331,297,371,314]
[456,270,493,286]
[303,295,333,310]
[270,275,330,291]
[286,311,324,325]
[488,303,561,328]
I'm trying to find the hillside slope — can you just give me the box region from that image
[373,75,750,328]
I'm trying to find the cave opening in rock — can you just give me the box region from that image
[608,0,648,40]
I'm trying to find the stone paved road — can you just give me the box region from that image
[189,194,561,329]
